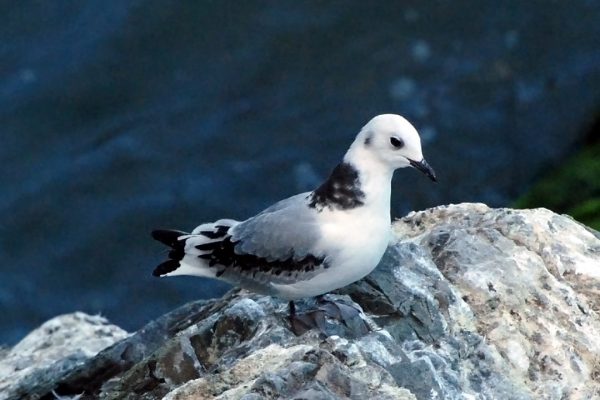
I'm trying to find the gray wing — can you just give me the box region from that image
[229,192,322,262]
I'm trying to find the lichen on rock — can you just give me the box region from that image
[3,203,600,400]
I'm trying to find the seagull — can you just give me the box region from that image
[151,114,436,331]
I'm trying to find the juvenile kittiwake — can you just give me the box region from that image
[152,114,436,329]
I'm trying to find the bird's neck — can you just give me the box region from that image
[308,146,393,213]
[343,145,393,212]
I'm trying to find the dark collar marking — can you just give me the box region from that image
[308,162,365,211]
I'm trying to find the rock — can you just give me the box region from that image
[0,312,128,400]
[5,204,600,399]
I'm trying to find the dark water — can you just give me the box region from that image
[1,1,599,344]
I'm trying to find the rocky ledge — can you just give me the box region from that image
[2,203,600,400]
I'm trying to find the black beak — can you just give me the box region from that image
[409,158,437,182]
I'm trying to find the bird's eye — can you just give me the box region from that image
[390,137,404,148]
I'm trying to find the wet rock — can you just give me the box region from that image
[5,204,600,399]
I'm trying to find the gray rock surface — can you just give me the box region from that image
[4,203,600,399]
[0,312,128,400]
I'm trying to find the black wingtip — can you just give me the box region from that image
[152,260,181,277]
[151,229,188,247]
[151,229,189,276]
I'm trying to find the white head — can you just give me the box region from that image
[345,114,436,181]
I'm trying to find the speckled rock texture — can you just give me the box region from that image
[0,312,128,400]
[5,203,600,400]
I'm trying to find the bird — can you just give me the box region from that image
[151,114,436,331]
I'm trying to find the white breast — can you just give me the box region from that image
[271,153,395,300]
[272,206,391,300]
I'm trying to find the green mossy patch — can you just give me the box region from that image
[514,142,600,230]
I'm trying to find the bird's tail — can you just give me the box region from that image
[151,229,190,277]
[151,220,236,278]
